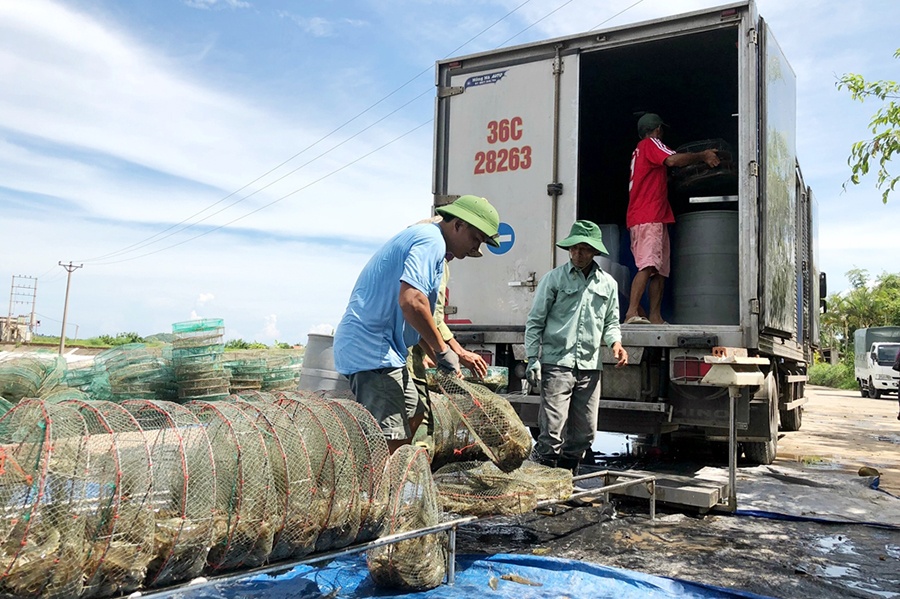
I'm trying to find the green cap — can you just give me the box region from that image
[436,195,501,247]
[556,220,608,255]
[637,113,666,136]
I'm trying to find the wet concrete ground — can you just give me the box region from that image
[456,386,900,598]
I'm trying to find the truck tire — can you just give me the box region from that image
[779,405,802,432]
[859,381,869,398]
[869,378,882,399]
[743,372,778,465]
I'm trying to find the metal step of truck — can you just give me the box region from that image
[578,467,728,512]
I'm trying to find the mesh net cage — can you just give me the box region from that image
[426,394,487,469]
[513,460,574,502]
[260,351,302,393]
[0,400,90,599]
[274,392,360,552]
[63,361,96,395]
[223,353,267,394]
[40,388,90,404]
[329,399,390,543]
[234,390,278,403]
[35,356,67,398]
[93,344,177,403]
[0,397,13,419]
[0,355,66,403]
[119,400,216,588]
[367,445,446,591]
[432,460,537,517]
[186,400,279,571]
[227,397,317,561]
[172,319,230,402]
[61,400,155,598]
[670,138,737,194]
[435,373,532,473]
[432,460,573,516]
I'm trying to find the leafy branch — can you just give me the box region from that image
[836,48,900,203]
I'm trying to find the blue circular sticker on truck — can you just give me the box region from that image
[488,222,515,255]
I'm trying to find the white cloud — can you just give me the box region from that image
[0,0,429,240]
[3,0,898,344]
[261,314,280,339]
[184,0,250,10]
[308,323,336,336]
[197,293,215,306]
[275,11,368,38]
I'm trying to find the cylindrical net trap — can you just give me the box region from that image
[62,400,155,599]
[432,460,538,517]
[274,392,360,552]
[329,398,390,543]
[367,445,446,591]
[187,401,279,570]
[0,400,90,599]
[436,374,531,473]
[228,397,318,560]
[120,400,216,588]
[427,393,488,469]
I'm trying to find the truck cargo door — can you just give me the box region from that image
[758,18,798,338]
[434,54,578,327]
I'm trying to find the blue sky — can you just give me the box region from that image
[1,0,898,344]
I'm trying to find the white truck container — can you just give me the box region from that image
[854,327,900,399]
[432,1,824,465]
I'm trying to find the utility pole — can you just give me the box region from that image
[4,275,38,343]
[58,262,83,355]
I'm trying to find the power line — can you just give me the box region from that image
[498,0,578,46]
[91,120,433,265]
[77,0,649,267]
[76,0,538,265]
[591,0,646,30]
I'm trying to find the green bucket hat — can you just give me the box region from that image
[435,195,501,247]
[556,220,608,255]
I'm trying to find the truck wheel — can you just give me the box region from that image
[779,406,802,431]
[859,381,869,398]
[743,372,778,465]
[742,437,777,465]
[869,378,882,399]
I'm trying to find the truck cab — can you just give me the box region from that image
[859,342,900,399]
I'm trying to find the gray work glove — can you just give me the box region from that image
[436,347,461,375]
[526,357,541,388]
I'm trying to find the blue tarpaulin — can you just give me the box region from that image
[174,553,773,599]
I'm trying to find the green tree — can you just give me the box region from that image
[820,269,900,357]
[225,338,251,350]
[837,49,900,204]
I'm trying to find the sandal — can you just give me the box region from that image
[624,316,651,325]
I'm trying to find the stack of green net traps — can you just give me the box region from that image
[171,319,231,402]
[0,332,573,598]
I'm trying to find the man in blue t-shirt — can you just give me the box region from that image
[334,195,501,452]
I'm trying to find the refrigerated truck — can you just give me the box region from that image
[431,1,825,465]
[854,327,900,399]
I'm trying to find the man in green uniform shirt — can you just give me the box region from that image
[525,220,628,472]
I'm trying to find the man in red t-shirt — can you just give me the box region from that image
[624,113,720,325]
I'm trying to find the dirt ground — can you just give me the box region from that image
[456,386,900,598]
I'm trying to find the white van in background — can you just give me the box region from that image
[854,327,900,398]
